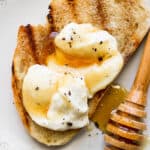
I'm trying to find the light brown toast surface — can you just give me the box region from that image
[12,0,150,146]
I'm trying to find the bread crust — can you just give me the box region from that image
[12,0,150,146]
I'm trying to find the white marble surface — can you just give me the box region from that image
[0,0,149,149]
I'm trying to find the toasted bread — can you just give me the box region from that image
[12,0,150,146]
[48,0,150,62]
[12,23,105,146]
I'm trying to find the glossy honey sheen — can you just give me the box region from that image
[47,49,100,68]
[91,85,128,132]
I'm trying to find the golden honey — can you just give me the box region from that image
[91,85,128,132]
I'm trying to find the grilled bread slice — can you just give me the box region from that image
[48,0,150,62]
[12,23,105,146]
[12,0,150,146]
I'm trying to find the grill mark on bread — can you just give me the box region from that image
[48,0,105,30]
[26,24,54,64]
[67,0,78,21]
[74,0,103,28]
[48,0,105,31]
[25,24,39,63]
[48,0,76,32]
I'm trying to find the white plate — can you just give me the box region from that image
[0,0,149,150]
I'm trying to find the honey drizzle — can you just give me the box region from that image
[91,85,128,132]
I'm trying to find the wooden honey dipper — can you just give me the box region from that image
[104,32,150,150]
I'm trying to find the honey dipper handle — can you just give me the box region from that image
[127,32,150,106]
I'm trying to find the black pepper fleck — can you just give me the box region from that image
[99,41,103,44]
[65,64,68,66]
[73,31,76,34]
[88,134,91,137]
[70,36,73,40]
[63,118,65,120]
[64,93,67,96]
[94,122,99,128]
[35,87,39,91]
[80,77,83,80]
[68,42,72,48]
[98,57,103,61]
[68,91,71,96]
[92,48,97,52]
[62,37,66,40]
[67,122,73,126]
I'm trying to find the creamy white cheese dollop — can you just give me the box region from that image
[52,23,124,96]
[55,23,118,59]
[22,23,124,131]
[23,65,89,131]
